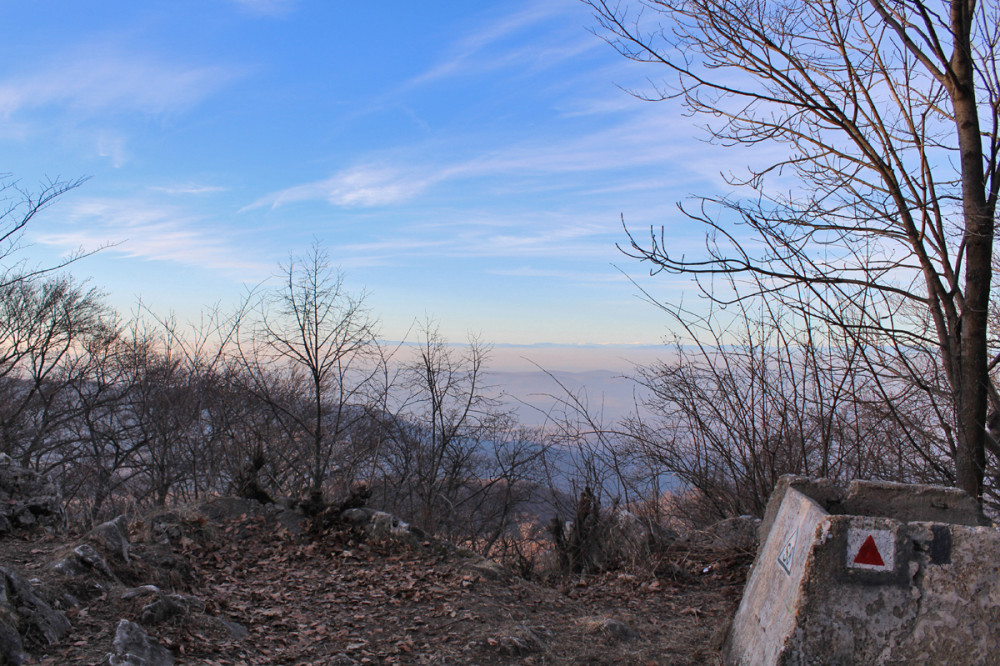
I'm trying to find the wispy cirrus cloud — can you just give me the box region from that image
[458,220,612,258]
[322,212,616,269]
[150,183,228,196]
[487,266,628,283]
[95,131,128,168]
[322,3,599,139]
[0,47,240,119]
[408,33,597,89]
[317,237,452,270]
[248,105,721,212]
[244,163,451,210]
[228,0,298,17]
[33,197,266,275]
[406,3,591,88]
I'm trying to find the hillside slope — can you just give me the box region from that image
[3,500,749,665]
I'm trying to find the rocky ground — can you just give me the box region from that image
[1,497,753,665]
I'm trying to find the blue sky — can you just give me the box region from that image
[1,0,737,356]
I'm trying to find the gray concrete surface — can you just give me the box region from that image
[726,476,999,665]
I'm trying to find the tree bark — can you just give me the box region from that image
[950,0,992,499]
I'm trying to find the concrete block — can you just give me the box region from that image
[841,479,988,526]
[726,476,1000,665]
[758,476,843,544]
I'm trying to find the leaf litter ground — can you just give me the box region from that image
[4,508,750,665]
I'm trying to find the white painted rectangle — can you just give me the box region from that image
[846,527,894,572]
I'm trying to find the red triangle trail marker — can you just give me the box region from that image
[853,535,884,566]
[846,527,894,572]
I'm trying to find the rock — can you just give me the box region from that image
[122,586,243,643]
[692,515,760,551]
[341,508,425,543]
[0,454,64,531]
[0,622,25,666]
[214,617,249,641]
[0,566,72,658]
[194,497,266,523]
[50,543,118,582]
[274,507,306,535]
[121,584,206,626]
[74,543,117,579]
[0,614,26,666]
[608,510,676,554]
[463,558,511,582]
[140,594,204,625]
[12,508,35,527]
[92,515,131,563]
[580,616,634,643]
[122,586,163,601]
[108,619,174,666]
[146,508,215,549]
[489,627,547,657]
[340,506,379,525]
[142,549,197,589]
[147,511,185,547]
[140,596,186,625]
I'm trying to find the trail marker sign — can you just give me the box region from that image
[728,477,996,665]
[846,527,894,572]
[777,532,796,575]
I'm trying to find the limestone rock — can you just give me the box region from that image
[690,515,760,551]
[214,617,249,641]
[91,515,131,563]
[108,619,174,666]
[0,565,71,664]
[0,453,64,531]
[140,593,204,625]
[139,597,186,626]
[147,511,185,547]
[121,586,163,601]
[50,543,118,582]
[463,557,511,582]
[341,508,426,544]
[0,514,13,537]
[0,614,25,666]
[488,626,547,657]
[580,616,634,643]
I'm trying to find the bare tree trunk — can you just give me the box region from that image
[590,0,1000,503]
[949,0,992,499]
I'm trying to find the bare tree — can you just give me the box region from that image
[386,323,498,533]
[118,320,199,507]
[589,0,1000,500]
[61,317,145,524]
[0,174,90,287]
[371,323,549,552]
[235,243,381,501]
[0,275,112,467]
[625,296,951,520]
[149,306,240,501]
